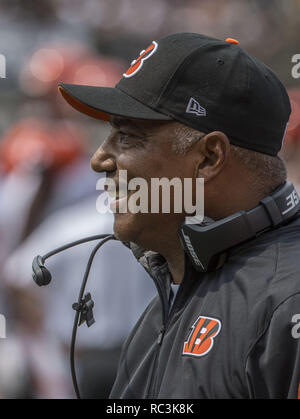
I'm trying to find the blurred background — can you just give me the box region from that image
[0,0,299,399]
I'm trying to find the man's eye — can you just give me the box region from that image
[117,131,145,148]
[118,132,141,147]
[119,132,132,142]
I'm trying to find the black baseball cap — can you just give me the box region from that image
[58,33,291,156]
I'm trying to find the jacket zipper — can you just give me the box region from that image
[147,291,180,398]
[157,325,165,345]
[145,268,170,398]
[146,326,166,398]
[146,255,195,398]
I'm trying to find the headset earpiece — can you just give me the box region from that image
[32,255,52,286]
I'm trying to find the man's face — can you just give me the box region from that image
[91,117,197,251]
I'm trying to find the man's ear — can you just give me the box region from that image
[195,131,230,182]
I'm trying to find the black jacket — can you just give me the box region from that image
[110,216,300,399]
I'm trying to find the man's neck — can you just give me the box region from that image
[163,244,185,285]
[207,187,267,221]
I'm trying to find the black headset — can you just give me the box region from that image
[179,181,300,272]
[32,181,300,398]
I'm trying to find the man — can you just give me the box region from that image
[58,33,300,398]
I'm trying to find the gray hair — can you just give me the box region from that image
[230,145,287,195]
[171,123,287,195]
[171,123,205,154]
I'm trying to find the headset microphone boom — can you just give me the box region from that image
[32,233,116,399]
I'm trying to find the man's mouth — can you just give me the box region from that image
[105,184,128,198]
[105,184,130,213]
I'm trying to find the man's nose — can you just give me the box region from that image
[90,147,116,173]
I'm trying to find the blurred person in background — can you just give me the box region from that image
[281,89,300,195]
[0,43,155,398]
[0,116,88,398]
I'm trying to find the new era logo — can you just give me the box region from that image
[186,97,206,117]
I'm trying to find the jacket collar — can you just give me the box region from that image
[124,241,201,324]
[124,241,173,323]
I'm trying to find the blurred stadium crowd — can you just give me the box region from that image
[0,0,299,398]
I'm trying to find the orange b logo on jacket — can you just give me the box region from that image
[183,316,221,357]
[123,41,158,78]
